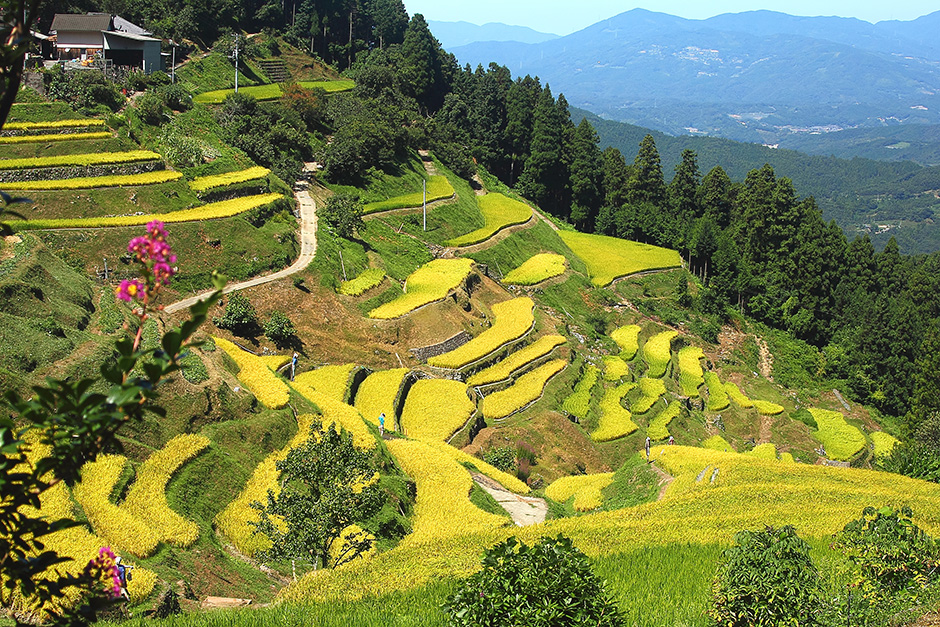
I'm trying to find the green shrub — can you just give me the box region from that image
[263,311,296,347]
[482,446,515,473]
[791,408,818,430]
[213,292,258,334]
[833,506,940,602]
[709,525,820,627]
[443,535,624,627]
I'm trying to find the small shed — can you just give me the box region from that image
[102,31,161,74]
[49,13,111,59]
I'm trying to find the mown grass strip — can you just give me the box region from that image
[427,297,534,369]
[0,149,159,170]
[809,408,866,461]
[446,193,532,247]
[562,364,600,419]
[400,379,476,442]
[610,324,641,359]
[4,118,104,131]
[12,192,284,231]
[193,79,355,104]
[215,414,316,556]
[0,131,112,144]
[502,252,566,285]
[368,258,474,320]
[558,231,682,287]
[481,359,566,420]
[363,175,454,214]
[545,473,614,511]
[466,334,565,387]
[0,170,182,191]
[189,166,270,193]
[593,382,639,442]
[339,267,386,296]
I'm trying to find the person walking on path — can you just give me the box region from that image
[645,436,651,462]
[668,435,675,445]
[379,413,385,437]
[115,555,131,601]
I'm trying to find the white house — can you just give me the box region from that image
[49,13,162,74]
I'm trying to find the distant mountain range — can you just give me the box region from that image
[427,20,558,49]
[450,9,940,144]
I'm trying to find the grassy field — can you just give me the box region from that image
[446,193,532,247]
[193,80,355,104]
[558,231,682,286]
[363,175,454,214]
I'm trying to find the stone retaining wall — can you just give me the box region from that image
[0,160,163,183]
[409,331,471,363]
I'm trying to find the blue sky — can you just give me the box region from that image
[401,1,938,35]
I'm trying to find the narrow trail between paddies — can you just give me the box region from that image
[164,173,318,314]
[471,473,547,526]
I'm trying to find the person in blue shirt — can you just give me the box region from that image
[379,413,385,437]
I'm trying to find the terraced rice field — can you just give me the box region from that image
[809,408,866,461]
[643,330,677,378]
[0,149,159,170]
[189,166,270,193]
[610,324,641,359]
[354,368,410,429]
[467,335,566,387]
[481,359,566,420]
[631,377,667,414]
[363,175,454,214]
[368,258,474,319]
[0,131,112,144]
[400,379,476,441]
[502,253,566,285]
[0,170,183,191]
[545,473,614,511]
[678,347,704,396]
[12,192,284,231]
[593,382,639,442]
[215,337,290,408]
[602,355,630,381]
[558,231,681,286]
[339,268,386,296]
[446,193,532,247]
[292,363,359,402]
[648,402,681,441]
[563,364,600,419]
[427,297,535,369]
[704,372,730,411]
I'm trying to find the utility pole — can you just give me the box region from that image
[232,34,240,93]
[422,178,427,232]
[170,40,177,84]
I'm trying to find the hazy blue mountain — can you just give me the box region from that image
[777,124,940,166]
[427,20,558,49]
[451,9,940,143]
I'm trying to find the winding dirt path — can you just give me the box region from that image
[164,181,318,315]
[471,472,547,526]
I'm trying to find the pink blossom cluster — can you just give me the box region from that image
[84,546,122,598]
[116,220,178,304]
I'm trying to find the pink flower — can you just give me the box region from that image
[147,220,168,240]
[152,262,176,285]
[115,279,144,302]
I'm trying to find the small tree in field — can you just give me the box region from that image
[213,292,258,335]
[443,535,624,627]
[263,310,296,347]
[710,525,820,627]
[251,420,383,569]
[321,193,364,239]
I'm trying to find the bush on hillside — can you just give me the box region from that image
[709,525,820,627]
[213,292,258,335]
[263,311,296,347]
[320,194,364,240]
[44,66,124,112]
[443,535,624,627]
[482,446,515,473]
[833,506,940,601]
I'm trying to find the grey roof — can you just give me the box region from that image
[112,15,151,36]
[50,13,111,33]
[102,30,161,43]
